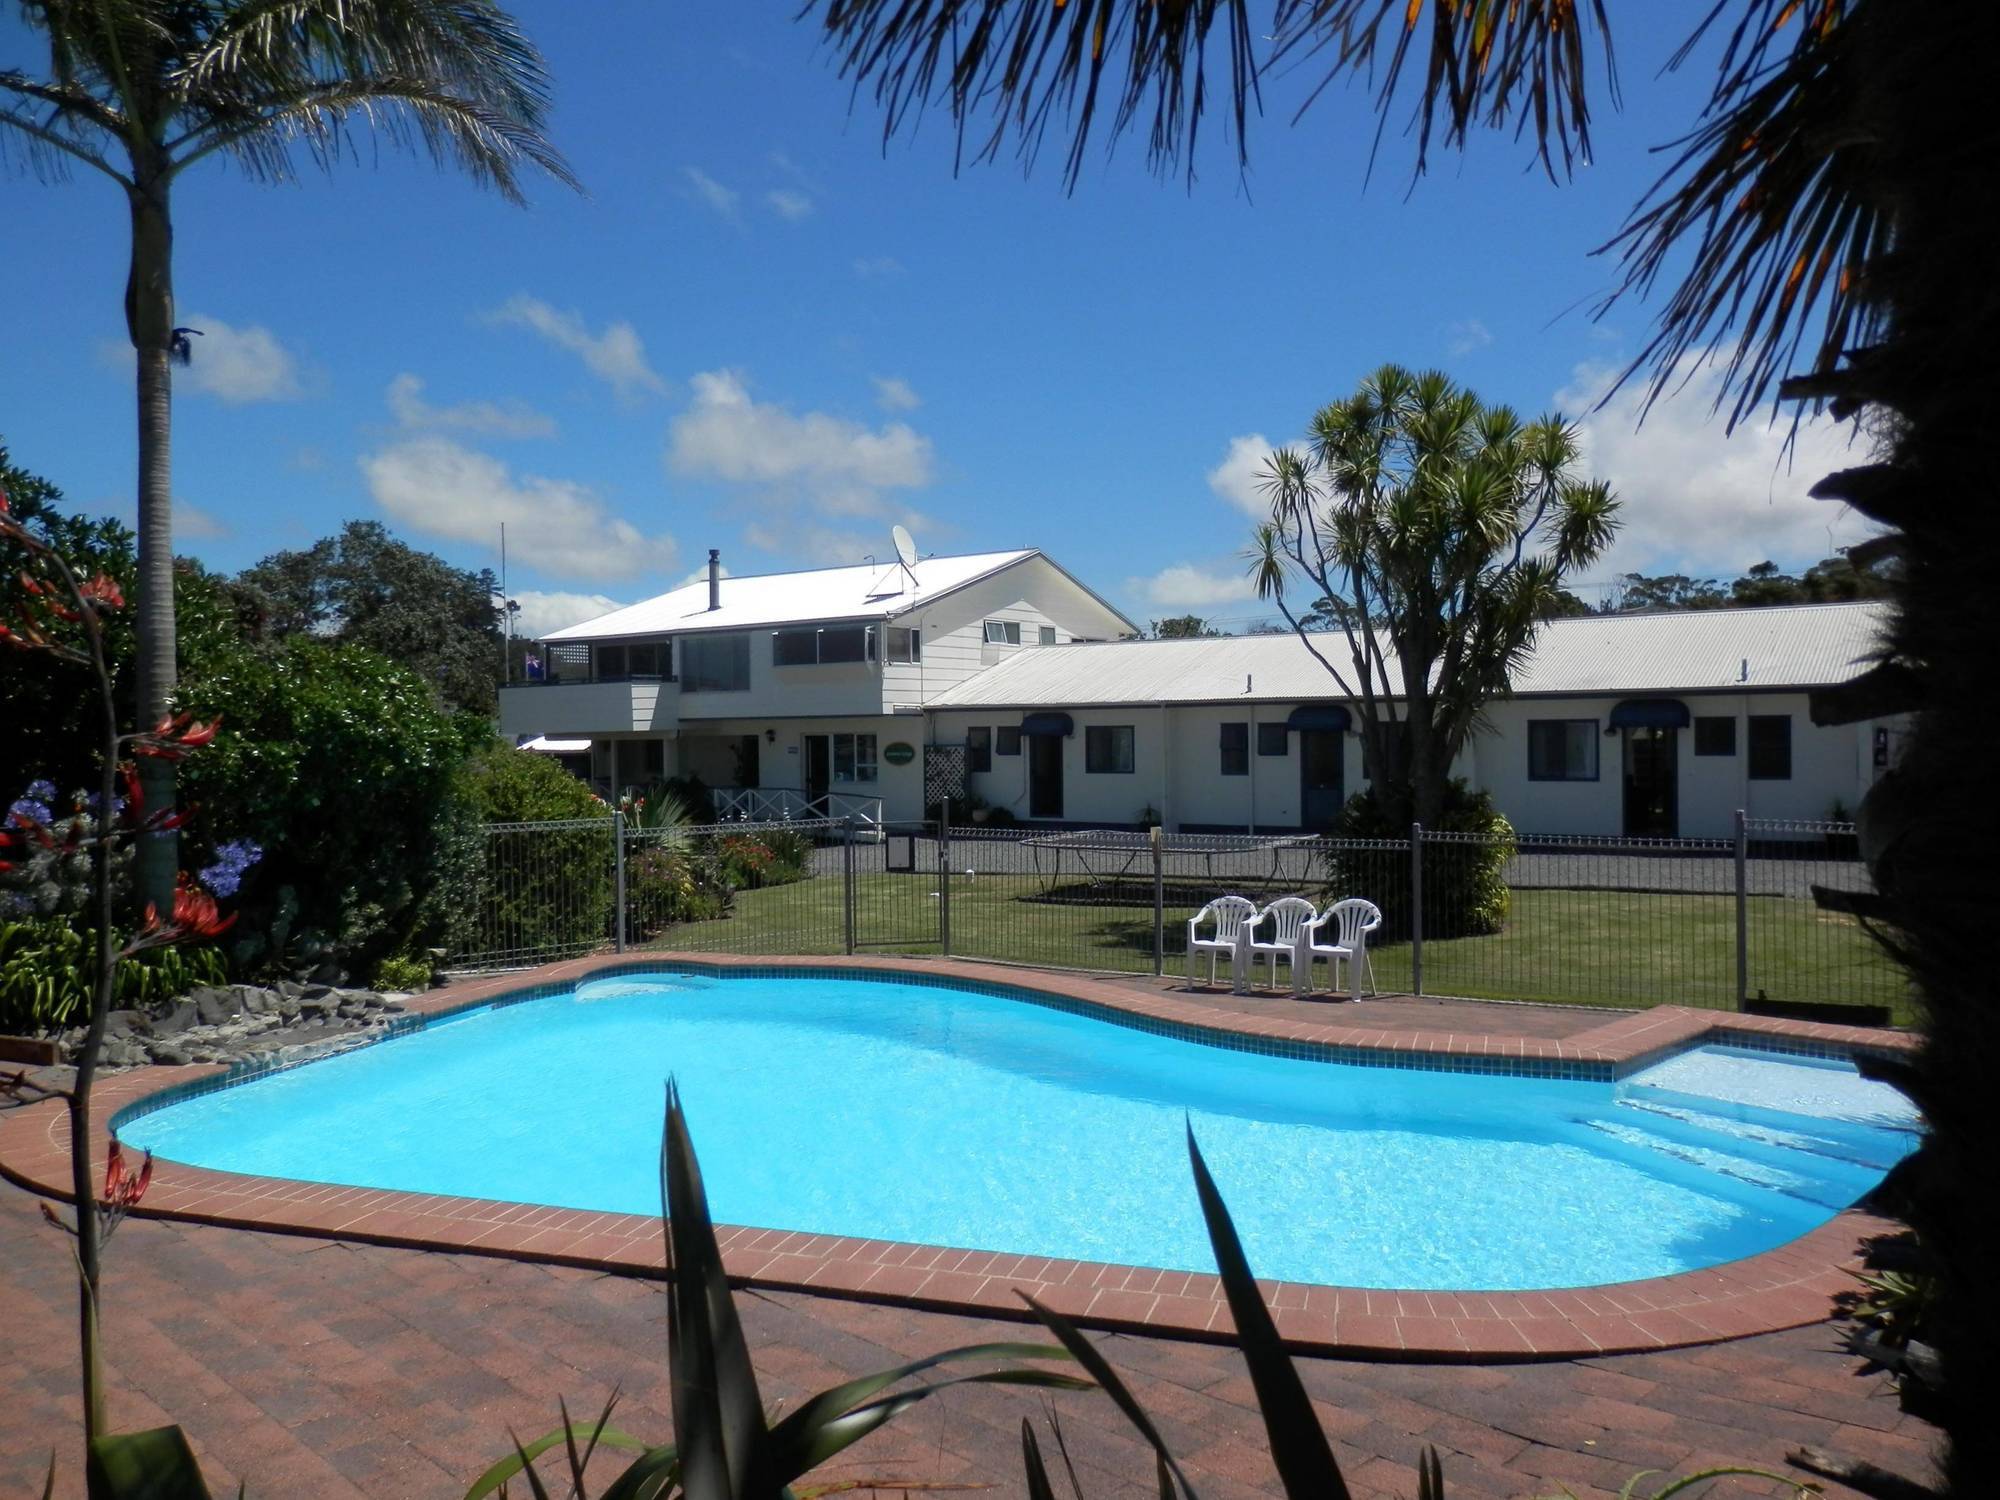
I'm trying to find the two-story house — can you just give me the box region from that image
[498,548,1138,822]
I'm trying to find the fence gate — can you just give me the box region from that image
[848,819,945,953]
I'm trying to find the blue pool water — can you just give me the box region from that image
[118,972,1921,1291]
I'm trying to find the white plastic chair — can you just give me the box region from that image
[1242,896,1317,991]
[1185,896,1257,988]
[1299,898,1383,1001]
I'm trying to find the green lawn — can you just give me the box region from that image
[638,870,1911,1022]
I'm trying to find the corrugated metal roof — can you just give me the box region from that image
[545,550,1039,641]
[927,601,1891,708]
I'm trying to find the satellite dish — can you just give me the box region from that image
[892,524,918,570]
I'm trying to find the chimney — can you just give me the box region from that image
[707,548,721,611]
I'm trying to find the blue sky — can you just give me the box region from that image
[0,4,1872,636]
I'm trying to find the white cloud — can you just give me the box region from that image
[871,375,921,413]
[1559,359,1876,579]
[360,436,677,582]
[765,188,814,221]
[1131,562,1259,610]
[1206,433,1297,518]
[177,315,302,403]
[510,589,625,638]
[683,166,741,223]
[116,495,230,540]
[1446,318,1494,357]
[486,294,668,401]
[667,369,934,521]
[852,256,905,278]
[743,520,877,566]
[387,373,555,439]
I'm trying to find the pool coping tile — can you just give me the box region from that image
[0,951,1912,1361]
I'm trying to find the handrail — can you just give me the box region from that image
[713,787,884,832]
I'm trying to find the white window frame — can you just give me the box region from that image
[833,732,879,783]
[984,619,1023,645]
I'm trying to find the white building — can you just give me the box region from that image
[500,550,1897,839]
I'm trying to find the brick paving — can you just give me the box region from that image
[0,1183,1941,1500]
[1113,978,1624,1041]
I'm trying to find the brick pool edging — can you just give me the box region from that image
[0,952,1915,1361]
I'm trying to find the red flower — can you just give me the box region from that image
[102,1141,153,1210]
[134,874,237,949]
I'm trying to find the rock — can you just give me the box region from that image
[379,999,406,1013]
[296,995,335,1020]
[147,1042,192,1065]
[102,1009,150,1039]
[300,981,337,1001]
[190,987,237,1027]
[335,1001,367,1020]
[231,985,270,1014]
[153,1000,198,1035]
[274,979,306,1000]
[307,962,346,986]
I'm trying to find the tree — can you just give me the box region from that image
[1730,560,1807,607]
[1248,366,1618,828]
[1608,572,1730,612]
[1147,613,1224,639]
[808,3,1994,1485]
[240,520,505,713]
[0,1,573,912]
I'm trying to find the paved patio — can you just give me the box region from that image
[0,1183,1940,1500]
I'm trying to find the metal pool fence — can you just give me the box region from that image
[446,812,1909,1024]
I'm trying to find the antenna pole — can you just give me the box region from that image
[500,522,510,687]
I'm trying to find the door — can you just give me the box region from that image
[1299,730,1344,830]
[1622,727,1678,837]
[805,735,831,815]
[1028,734,1064,819]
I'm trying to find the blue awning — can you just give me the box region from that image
[1019,712,1074,737]
[1608,698,1691,730]
[1285,704,1352,732]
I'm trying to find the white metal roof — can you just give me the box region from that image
[544,550,1045,641]
[926,601,1891,708]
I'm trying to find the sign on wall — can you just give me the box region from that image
[883,741,916,766]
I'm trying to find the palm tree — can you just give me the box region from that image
[808,0,1991,1490]
[0,0,574,909]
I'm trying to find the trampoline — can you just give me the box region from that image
[1021,828,1316,894]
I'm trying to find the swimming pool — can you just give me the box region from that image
[117,969,1919,1292]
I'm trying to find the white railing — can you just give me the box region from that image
[713,787,884,837]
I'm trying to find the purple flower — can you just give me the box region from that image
[197,839,262,899]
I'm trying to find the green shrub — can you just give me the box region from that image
[371,954,434,993]
[1323,777,1513,940]
[628,844,734,936]
[656,773,716,823]
[756,828,813,883]
[175,641,487,975]
[457,743,615,958]
[0,920,228,1033]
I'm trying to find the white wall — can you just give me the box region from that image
[685,715,927,820]
[1472,692,1880,837]
[887,556,1131,707]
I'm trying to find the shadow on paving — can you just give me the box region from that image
[0,1183,1939,1499]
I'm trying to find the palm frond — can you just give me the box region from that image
[1599,0,1879,426]
[1269,0,1617,182]
[170,75,574,202]
[808,0,1260,189]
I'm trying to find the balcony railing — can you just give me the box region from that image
[714,787,884,836]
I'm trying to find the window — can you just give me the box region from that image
[680,633,750,692]
[1038,625,1057,646]
[984,619,1022,645]
[885,626,922,663]
[1748,715,1792,780]
[1257,723,1289,757]
[996,726,1022,756]
[833,732,878,783]
[966,726,992,773]
[1694,716,1737,757]
[596,643,627,679]
[772,625,868,666]
[1085,725,1135,774]
[1528,719,1599,781]
[628,641,667,679]
[1219,722,1248,776]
